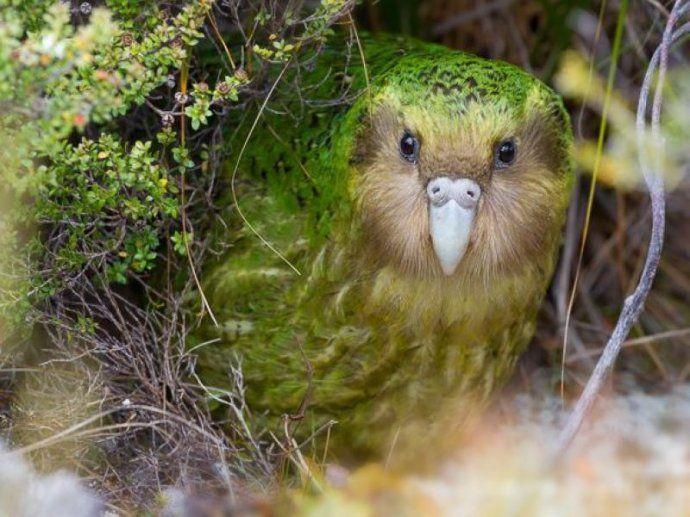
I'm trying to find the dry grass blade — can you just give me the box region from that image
[560,0,621,397]
[230,62,302,276]
[3,404,226,457]
[179,59,219,327]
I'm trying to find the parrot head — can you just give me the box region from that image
[347,51,572,281]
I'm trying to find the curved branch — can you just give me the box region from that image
[554,0,688,455]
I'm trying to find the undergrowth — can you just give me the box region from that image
[0,0,354,510]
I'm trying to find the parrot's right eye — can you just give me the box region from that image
[399,132,419,163]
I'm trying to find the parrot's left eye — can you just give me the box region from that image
[495,139,517,169]
[399,132,420,163]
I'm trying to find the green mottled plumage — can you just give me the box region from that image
[197,35,573,462]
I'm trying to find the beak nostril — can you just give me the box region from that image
[427,178,480,208]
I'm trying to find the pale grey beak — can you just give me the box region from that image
[427,177,481,276]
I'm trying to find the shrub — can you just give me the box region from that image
[0,0,353,508]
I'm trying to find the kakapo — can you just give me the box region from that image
[196,35,573,462]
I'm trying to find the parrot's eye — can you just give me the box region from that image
[399,132,419,163]
[495,139,517,168]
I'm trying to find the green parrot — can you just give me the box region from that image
[196,35,573,463]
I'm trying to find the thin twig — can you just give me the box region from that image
[566,328,690,363]
[349,13,372,117]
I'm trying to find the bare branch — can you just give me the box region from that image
[554,0,689,456]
